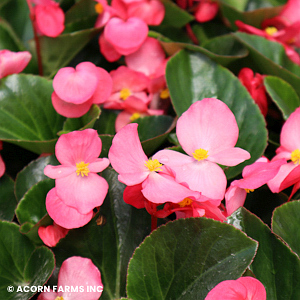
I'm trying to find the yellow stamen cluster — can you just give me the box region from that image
[178,197,193,207]
[291,149,300,164]
[76,161,90,177]
[120,88,131,100]
[160,88,170,99]
[95,3,104,14]
[145,159,162,172]
[130,112,141,122]
[193,148,208,161]
[55,297,64,300]
[265,26,278,36]
[245,189,254,193]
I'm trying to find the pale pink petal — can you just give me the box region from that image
[280,107,300,151]
[98,33,122,62]
[51,91,93,118]
[225,185,247,216]
[141,172,201,204]
[127,0,165,26]
[153,149,195,166]
[56,173,108,214]
[205,279,247,299]
[104,17,148,55]
[0,154,5,177]
[38,223,69,247]
[44,164,75,179]
[46,188,93,229]
[125,37,165,76]
[237,277,266,300]
[176,98,239,157]
[88,158,110,173]
[108,123,149,185]
[0,50,31,78]
[58,256,103,300]
[53,62,99,104]
[55,129,102,165]
[34,2,65,37]
[208,147,250,166]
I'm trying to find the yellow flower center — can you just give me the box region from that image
[178,197,193,207]
[145,159,162,172]
[245,189,254,193]
[55,297,64,300]
[160,88,170,99]
[193,148,208,161]
[291,149,300,164]
[76,161,90,177]
[95,2,104,14]
[120,88,131,100]
[130,112,141,122]
[265,26,278,36]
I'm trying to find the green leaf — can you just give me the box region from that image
[234,32,300,98]
[0,74,65,154]
[15,179,54,225]
[15,155,59,202]
[99,134,113,158]
[166,50,268,178]
[0,221,55,300]
[0,19,25,51]
[54,168,153,300]
[93,109,118,135]
[264,76,300,120]
[0,175,17,221]
[65,0,98,24]
[272,200,300,258]
[228,207,300,299]
[127,217,258,300]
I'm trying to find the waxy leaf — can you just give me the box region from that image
[0,175,17,221]
[54,168,153,300]
[127,217,258,300]
[228,207,300,299]
[272,200,300,258]
[264,76,300,120]
[0,74,65,154]
[0,221,55,300]
[166,50,267,178]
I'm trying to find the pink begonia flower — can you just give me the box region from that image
[153,98,250,200]
[238,68,268,117]
[268,107,300,193]
[38,256,103,300]
[194,0,219,23]
[52,62,112,118]
[32,0,65,37]
[225,157,285,216]
[0,50,31,79]
[94,0,117,28]
[44,129,110,215]
[0,141,5,178]
[99,34,122,62]
[38,222,69,247]
[108,123,202,204]
[205,277,266,300]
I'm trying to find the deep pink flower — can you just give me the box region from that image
[44,129,109,215]
[0,50,31,79]
[38,256,103,300]
[38,222,69,247]
[194,0,219,23]
[154,98,250,200]
[205,277,266,300]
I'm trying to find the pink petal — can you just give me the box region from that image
[225,185,247,216]
[38,223,69,247]
[37,290,58,300]
[141,172,201,204]
[55,129,102,165]
[125,37,166,76]
[108,123,149,185]
[88,158,110,173]
[104,17,148,55]
[237,277,266,300]
[53,62,99,104]
[123,183,146,208]
[98,33,122,62]
[34,2,65,37]
[279,0,300,23]
[194,1,219,23]
[279,164,300,191]
[0,50,31,79]
[46,188,93,229]
[153,149,195,166]
[51,91,93,118]
[44,164,75,179]
[0,154,5,177]
[208,147,250,166]
[56,172,109,214]
[176,98,239,157]
[58,256,103,300]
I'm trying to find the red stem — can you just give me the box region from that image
[151,215,157,232]
[185,23,199,45]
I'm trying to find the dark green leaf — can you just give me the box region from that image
[65,0,98,24]
[166,50,268,178]
[0,175,17,221]
[99,134,113,158]
[272,200,300,258]
[0,19,24,51]
[93,109,118,135]
[127,217,258,300]
[228,207,300,300]
[264,76,300,120]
